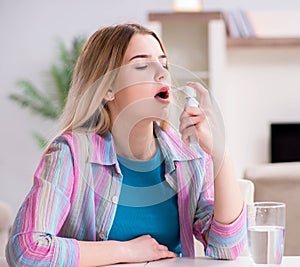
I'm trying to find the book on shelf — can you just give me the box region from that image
[224,10,300,39]
[223,9,255,38]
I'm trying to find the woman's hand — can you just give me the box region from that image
[122,235,177,263]
[179,82,225,162]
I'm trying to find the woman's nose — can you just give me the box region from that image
[154,63,170,83]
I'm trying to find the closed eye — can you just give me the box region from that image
[134,62,167,70]
[135,65,148,70]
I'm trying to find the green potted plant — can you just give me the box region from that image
[9,36,86,147]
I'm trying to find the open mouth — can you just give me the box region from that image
[155,87,170,100]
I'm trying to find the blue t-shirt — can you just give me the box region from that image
[108,147,181,255]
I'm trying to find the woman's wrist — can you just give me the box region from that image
[211,145,229,179]
[78,240,127,266]
[117,240,132,263]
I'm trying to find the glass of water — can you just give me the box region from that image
[247,202,286,265]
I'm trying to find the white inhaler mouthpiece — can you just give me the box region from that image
[181,86,199,150]
[182,86,199,108]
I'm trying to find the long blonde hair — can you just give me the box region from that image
[52,23,167,143]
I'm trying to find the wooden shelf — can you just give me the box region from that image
[148,11,222,23]
[149,12,300,48]
[227,37,300,47]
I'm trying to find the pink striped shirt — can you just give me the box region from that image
[6,123,246,266]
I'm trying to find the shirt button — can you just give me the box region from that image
[112,195,118,204]
[99,232,106,240]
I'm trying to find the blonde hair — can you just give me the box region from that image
[45,23,169,152]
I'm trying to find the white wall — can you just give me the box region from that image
[1,0,300,216]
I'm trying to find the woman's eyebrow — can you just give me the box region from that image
[129,54,167,61]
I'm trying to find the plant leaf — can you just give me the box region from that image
[32,131,48,148]
[10,80,60,119]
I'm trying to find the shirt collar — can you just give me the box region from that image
[89,131,118,165]
[88,122,202,173]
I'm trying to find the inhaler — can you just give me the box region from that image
[181,85,199,108]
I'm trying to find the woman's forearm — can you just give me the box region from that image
[78,235,176,267]
[213,149,244,224]
[78,240,125,267]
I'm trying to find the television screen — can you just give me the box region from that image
[271,123,300,163]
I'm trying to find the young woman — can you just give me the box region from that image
[6,23,246,267]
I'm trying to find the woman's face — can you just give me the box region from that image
[109,33,171,124]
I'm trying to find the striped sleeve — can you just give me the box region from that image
[205,205,247,259]
[6,140,80,266]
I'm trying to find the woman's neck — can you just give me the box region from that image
[112,121,157,160]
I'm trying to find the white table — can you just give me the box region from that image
[149,257,300,266]
[1,256,299,266]
[104,256,300,267]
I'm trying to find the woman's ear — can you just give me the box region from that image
[104,89,115,102]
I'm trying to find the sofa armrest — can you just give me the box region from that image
[245,162,300,181]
